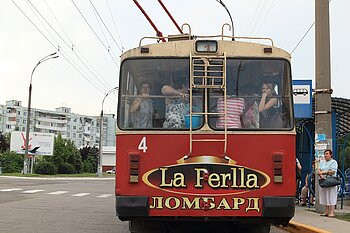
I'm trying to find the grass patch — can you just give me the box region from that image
[335,213,350,222]
[0,173,115,178]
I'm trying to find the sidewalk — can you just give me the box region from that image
[281,202,350,233]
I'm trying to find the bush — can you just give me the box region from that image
[0,151,23,173]
[34,161,57,175]
[82,160,94,173]
[58,162,75,174]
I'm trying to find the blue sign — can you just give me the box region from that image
[292,80,312,119]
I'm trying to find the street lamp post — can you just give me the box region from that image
[23,52,59,174]
[97,87,118,177]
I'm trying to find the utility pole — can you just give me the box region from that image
[314,0,332,213]
[97,87,118,177]
[24,52,59,174]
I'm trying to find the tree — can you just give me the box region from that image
[0,151,23,173]
[0,132,10,153]
[79,146,98,173]
[40,134,82,174]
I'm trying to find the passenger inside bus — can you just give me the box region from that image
[161,81,189,128]
[258,82,282,128]
[129,81,154,128]
[241,86,260,129]
[216,95,245,129]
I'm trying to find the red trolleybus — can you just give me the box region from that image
[116,26,295,233]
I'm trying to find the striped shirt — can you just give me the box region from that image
[216,97,245,128]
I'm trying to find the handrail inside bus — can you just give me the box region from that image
[138,34,274,47]
[121,94,287,98]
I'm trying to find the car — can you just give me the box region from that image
[106,167,116,174]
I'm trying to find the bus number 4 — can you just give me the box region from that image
[138,137,148,153]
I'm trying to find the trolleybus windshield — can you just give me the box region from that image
[118,58,292,130]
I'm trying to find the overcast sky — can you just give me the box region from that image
[1,0,348,116]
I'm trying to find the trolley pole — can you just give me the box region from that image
[314,0,332,213]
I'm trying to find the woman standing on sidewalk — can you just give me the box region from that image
[317,149,338,218]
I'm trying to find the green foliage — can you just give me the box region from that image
[41,134,82,174]
[58,162,75,174]
[79,146,98,173]
[0,151,23,173]
[34,161,57,175]
[82,160,94,173]
[0,132,10,153]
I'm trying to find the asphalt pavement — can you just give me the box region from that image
[2,175,350,233]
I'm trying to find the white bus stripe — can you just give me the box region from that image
[47,191,68,195]
[97,194,112,198]
[72,193,90,197]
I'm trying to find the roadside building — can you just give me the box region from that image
[0,100,116,148]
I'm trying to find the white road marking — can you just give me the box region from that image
[47,191,68,195]
[0,188,23,192]
[23,189,45,194]
[97,194,112,198]
[71,193,90,197]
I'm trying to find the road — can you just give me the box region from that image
[0,176,288,233]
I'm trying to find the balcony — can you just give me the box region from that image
[36,117,67,124]
[7,113,16,118]
[35,124,67,132]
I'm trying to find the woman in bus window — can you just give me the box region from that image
[162,82,188,128]
[258,82,281,128]
[129,81,154,128]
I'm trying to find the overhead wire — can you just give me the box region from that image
[245,0,263,35]
[254,0,276,35]
[90,2,110,48]
[11,0,107,95]
[89,0,123,53]
[25,0,58,46]
[291,22,315,55]
[249,0,269,35]
[291,0,332,54]
[71,0,119,67]
[11,0,57,51]
[42,0,114,88]
[105,0,124,51]
[27,0,111,92]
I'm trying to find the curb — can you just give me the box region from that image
[0,175,114,181]
[279,221,331,233]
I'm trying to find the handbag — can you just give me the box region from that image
[319,176,340,188]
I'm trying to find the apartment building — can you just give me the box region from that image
[0,100,116,148]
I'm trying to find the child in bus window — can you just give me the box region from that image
[129,82,154,128]
[162,82,189,128]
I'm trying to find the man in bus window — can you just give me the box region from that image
[129,81,154,128]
